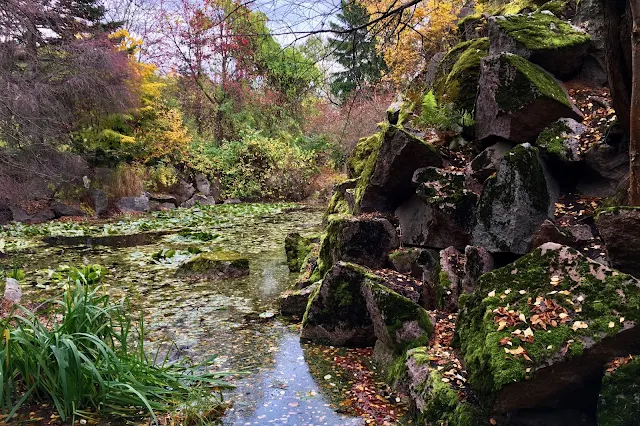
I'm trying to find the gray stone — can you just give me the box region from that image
[536,118,586,162]
[176,252,249,280]
[439,246,465,311]
[584,143,629,184]
[182,194,216,208]
[195,173,211,196]
[472,144,555,254]
[469,141,513,182]
[462,245,494,295]
[173,179,196,205]
[116,195,149,213]
[4,277,21,304]
[90,189,108,217]
[475,53,583,144]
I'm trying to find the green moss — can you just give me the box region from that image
[455,245,640,405]
[284,233,317,272]
[434,38,489,111]
[495,12,589,51]
[595,206,640,219]
[386,353,409,387]
[535,121,572,160]
[495,54,572,113]
[417,370,484,426]
[537,0,568,15]
[598,357,640,426]
[366,278,433,353]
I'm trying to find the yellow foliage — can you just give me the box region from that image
[359,0,462,86]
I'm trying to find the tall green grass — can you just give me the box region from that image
[0,265,234,423]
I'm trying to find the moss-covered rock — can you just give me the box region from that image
[472,143,554,254]
[301,262,431,352]
[176,251,249,280]
[475,53,583,143]
[284,232,319,272]
[324,178,358,218]
[396,167,478,250]
[279,282,320,317]
[314,215,399,281]
[406,347,483,426]
[489,13,590,79]
[456,243,640,413]
[388,248,423,277]
[535,118,585,162]
[597,357,640,426]
[348,125,442,214]
[433,38,490,112]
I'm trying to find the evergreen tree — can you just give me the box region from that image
[328,0,386,102]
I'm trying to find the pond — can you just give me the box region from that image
[0,204,405,425]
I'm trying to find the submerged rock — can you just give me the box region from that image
[472,144,554,254]
[488,13,590,79]
[596,208,640,277]
[597,357,640,426]
[348,126,442,214]
[475,53,583,143]
[176,252,249,280]
[456,243,640,414]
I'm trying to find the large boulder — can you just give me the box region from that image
[176,252,249,280]
[476,53,583,143]
[575,0,608,86]
[488,13,590,79]
[472,144,555,254]
[433,38,490,111]
[584,143,629,185]
[116,195,149,213]
[90,189,108,217]
[173,179,196,205]
[396,167,477,250]
[182,193,216,208]
[596,208,640,277]
[301,262,432,355]
[597,356,640,426]
[314,215,399,280]
[195,173,211,196]
[324,178,357,218]
[348,126,442,214]
[456,243,640,414]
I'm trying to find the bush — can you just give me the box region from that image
[418,91,475,133]
[0,265,233,423]
[202,131,317,201]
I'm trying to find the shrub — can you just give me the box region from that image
[0,265,233,423]
[106,163,145,198]
[418,91,475,133]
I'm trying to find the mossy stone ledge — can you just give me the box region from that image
[284,232,319,273]
[475,52,583,144]
[456,243,640,413]
[488,12,590,79]
[175,251,249,280]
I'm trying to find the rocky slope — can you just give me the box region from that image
[281,1,640,425]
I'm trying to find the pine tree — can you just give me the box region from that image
[328,0,386,102]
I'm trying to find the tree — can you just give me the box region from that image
[328,0,386,101]
[630,1,640,204]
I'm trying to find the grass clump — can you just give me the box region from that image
[0,265,234,424]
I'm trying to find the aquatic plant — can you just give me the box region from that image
[0,265,234,423]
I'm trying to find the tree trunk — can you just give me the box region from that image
[629,0,640,204]
[602,0,633,136]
